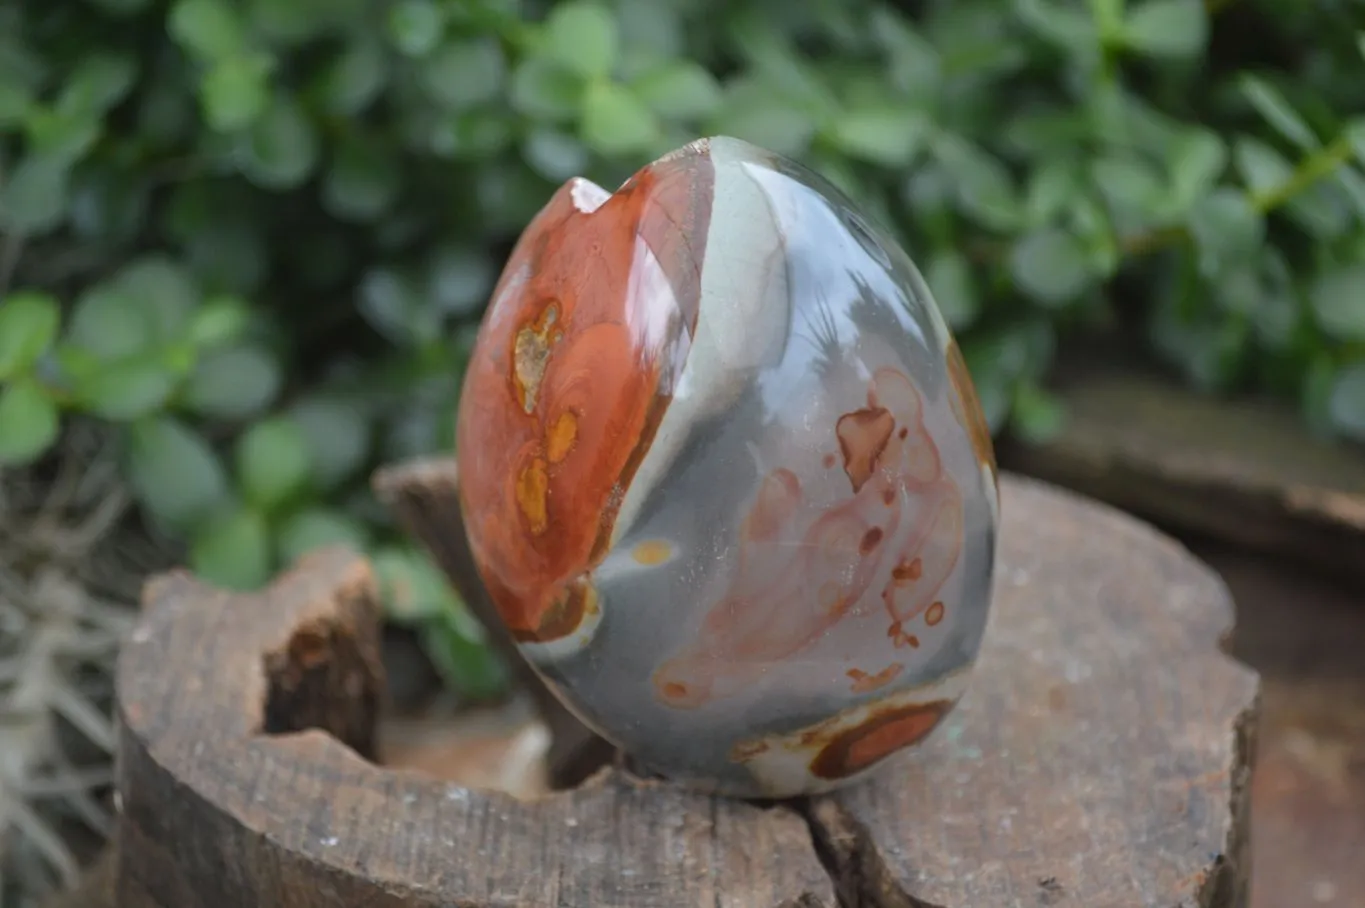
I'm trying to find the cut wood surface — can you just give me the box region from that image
[105,463,1259,908]
[1003,371,1365,589]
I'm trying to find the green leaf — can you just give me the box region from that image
[201,54,272,132]
[23,105,102,168]
[1233,135,1293,196]
[67,285,151,361]
[76,357,180,421]
[183,343,282,419]
[631,61,722,120]
[1090,154,1166,219]
[1022,161,1083,227]
[239,95,319,189]
[522,128,588,181]
[318,41,388,116]
[1011,382,1067,444]
[290,397,370,490]
[544,1,619,80]
[1009,228,1093,307]
[1168,130,1227,208]
[1347,118,1365,166]
[1187,188,1264,276]
[828,108,929,168]
[323,137,402,221]
[710,97,815,158]
[124,417,230,529]
[69,167,151,242]
[1122,0,1207,59]
[932,135,1021,231]
[236,415,311,511]
[0,156,69,236]
[371,545,451,623]
[387,0,445,58]
[870,7,941,101]
[168,0,243,60]
[191,506,273,591]
[87,0,154,14]
[1327,363,1365,442]
[420,613,508,701]
[580,81,659,155]
[117,256,199,338]
[1012,0,1096,52]
[0,292,61,380]
[923,249,979,330]
[0,81,32,128]
[1239,74,1318,151]
[428,109,514,160]
[276,507,370,566]
[0,381,59,467]
[428,245,494,316]
[509,58,584,122]
[24,104,101,167]
[60,54,138,114]
[188,295,252,349]
[420,38,506,111]
[357,267,427,346]
[1310,264,1365,342]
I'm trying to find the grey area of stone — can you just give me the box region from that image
[1003,373,1365,588]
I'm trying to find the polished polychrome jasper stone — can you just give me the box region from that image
[455,136,999,798]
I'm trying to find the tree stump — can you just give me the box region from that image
[109,465,1260,908]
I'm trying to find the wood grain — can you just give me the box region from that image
[112,547,834,908]
[1002,370,1365,589]
[806,478,1260,907]
[104,464,1259,908]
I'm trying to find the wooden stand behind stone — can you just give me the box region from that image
[106,464,1260,908]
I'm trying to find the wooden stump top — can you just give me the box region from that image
[110,468,1260,908]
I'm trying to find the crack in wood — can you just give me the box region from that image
[801,797,942,908]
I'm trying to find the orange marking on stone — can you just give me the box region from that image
[744,468,802,541]
[893,557,923,582]
[729,738,770,761]
[545,410,578,463]
[925,600,945,626]
[515,456,550,535]
[631,539,673,565]
[847,663,903,694]
[511,303,560,414]
[513,576,598,644]
[808,700,953,779]
[454,143,717,642]
[836,406,895,492]
[944,339,997,482]
[887,622,919,649]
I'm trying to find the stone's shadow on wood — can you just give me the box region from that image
[105,459,1261,908]
[372,460,614,790]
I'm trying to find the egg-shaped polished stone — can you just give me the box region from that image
[455,136,999,798]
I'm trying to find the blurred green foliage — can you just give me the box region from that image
[1,0,1364,695]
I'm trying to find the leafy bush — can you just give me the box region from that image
[1,0,1363,693]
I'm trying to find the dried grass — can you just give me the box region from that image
[0,421,173,907]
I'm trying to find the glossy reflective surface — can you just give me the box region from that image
[456,136,999,797]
